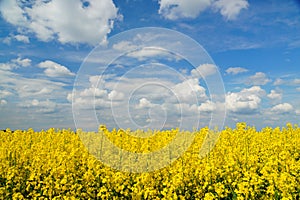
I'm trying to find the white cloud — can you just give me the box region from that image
[136,98,153,109]
[242,86,266,96]
[0,57,31,70]
[0,0,27,25]
[226,86,265,114]
[3,37,11,45]
[68,59,224,130]
[0,99,8,105]
[79,88,108,98]
[158,0,211,20]
[175,103,199,114]
[70,74,124,108]
[270,103,293,114]
[226,93,260,114]
[89,75,106,88]
[267,90,282,101]
[247,72,271,85]
[69,93,112,109]
[0,60,75,129]
[296,87,300,92]
[225,67,248,75]
[14,34,30,43]
[127,47,164,59]
[0,90,13,98]
[38,60,75,77]
[71,72,213,130]
[0,63,13,70]
[0,0,119,45]
[66,93,73,103]
[108,90,124,101]
[273,78,284,86]
[158,0,249,20]
[12,57,31,67]
[191,64,218,78]
[20,99,57,113]
[212,0,249,20]
[293,78,300,85]
[2,34,30,44]
[70,77,123,110]
[172,78,207,103]
[35,88,53,96]
[16,82,64,99]
[126,47,177,61]
[112,41,138,51]
[0,66,67,101]
[198,100,216,113]
[296,109,300,115]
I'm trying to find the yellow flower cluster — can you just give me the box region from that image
[0,123,299,199]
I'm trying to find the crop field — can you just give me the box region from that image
[0,123,299,199]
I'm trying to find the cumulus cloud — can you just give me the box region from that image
[20,99,57,113]
[69,91,112,109]
[16,80,65,99]
[108,90,124,101]
[38,60,75,77]
[70,75,123,110]
[226,86,265,114]
[126,47,177,61]
[0,63,13,70]
[242,86,266,96]
[0,0,27,25]
[172,78,207,103]
[0,57,32,70]
[79,88,108,98]
[112,41,139,52]
[267,90,282,102]
[270,103,293,114]
[247,72,271,85]
[293,78,300,85]
[198,100,216,113]
[158,0,211,20]
[0,99,8,105]
[89,75,106,88]
[158,0,249,20]
[14,34,30,43]
[0,90,13,98]
[0,59,74,129]
[0,63,67,102]
[212,0,249,20]
[12,57,31,67]
[2,37,11,45]
[3,34,31,44]
[225,67,248,75]
[0,0,119,45]
[136,98,153,109]
[191,64,218,78]
[174,103,199,114]
[71,70,213,130]
[273,78,284,86]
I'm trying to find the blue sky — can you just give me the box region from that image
[0,0,300,131]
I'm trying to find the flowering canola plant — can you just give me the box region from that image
[0,123,299,199]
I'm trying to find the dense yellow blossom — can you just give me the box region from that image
[0,123,299,199]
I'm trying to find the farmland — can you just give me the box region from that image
[0,123,299,199]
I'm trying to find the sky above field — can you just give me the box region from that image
[0,0,300,131]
